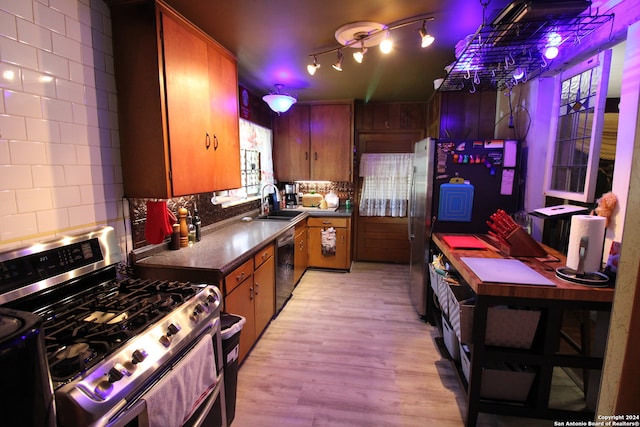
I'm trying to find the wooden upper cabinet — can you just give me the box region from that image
[274,102,353,182]
[309,104,352,181]
[109,1,240,198]
[208,43,241,191]
[273,104,311,181]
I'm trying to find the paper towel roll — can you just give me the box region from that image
[566,215,606,272]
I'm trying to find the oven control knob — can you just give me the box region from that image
[159,323,181,347]
[198,302,211,313]
[132,349,148,364]
[114,362,133,377]
[108,366,124,382]
[159,335,171,348]
[190,306,201,323]
[167,323,181,336]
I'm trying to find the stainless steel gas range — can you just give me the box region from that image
[0,227,226,427]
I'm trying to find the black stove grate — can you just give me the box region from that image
[35,277,199,386]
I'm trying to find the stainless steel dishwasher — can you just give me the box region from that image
[275,227,295,314]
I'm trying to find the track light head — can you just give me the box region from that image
[332,50,344,71]
[307,56,320,75]
[419,21,435,48]
[353,41,367,64]
[379,31,393,54]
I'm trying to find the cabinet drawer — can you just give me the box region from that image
[307,217,348,228]
[225,258,253,295]
[254,243,274,268]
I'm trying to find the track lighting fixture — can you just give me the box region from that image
[306,14,435,75]
[353,41,367,64]
[307,56,320,75]
[332,50,344,71]
[262,84,297,114]
[419,21,435,48]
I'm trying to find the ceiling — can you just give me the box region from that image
[162,0,513,103]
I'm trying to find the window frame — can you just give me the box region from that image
[544,50,612,203]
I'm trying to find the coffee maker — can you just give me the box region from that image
[284,183,299,207]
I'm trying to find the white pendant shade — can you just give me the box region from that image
[263,93,297,113]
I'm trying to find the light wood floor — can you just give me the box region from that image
[232,262,575,427]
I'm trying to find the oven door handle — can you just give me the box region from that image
[107,400,147,427]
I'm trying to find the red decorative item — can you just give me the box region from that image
[145,200,174,244]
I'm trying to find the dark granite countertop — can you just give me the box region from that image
[134,206,354,280]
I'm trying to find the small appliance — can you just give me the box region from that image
[284,183,299,207]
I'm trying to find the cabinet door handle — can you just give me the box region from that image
[314,152,318,161]
[205,132,211,149]
[236,272,245,282]
[322,221,331,225]
[249,286,254,300]
[213,134,219,150]
[262,251,268,260]
[305,152,308,161]
[254,283,259,295]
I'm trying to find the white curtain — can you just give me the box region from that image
[359,153,413,217]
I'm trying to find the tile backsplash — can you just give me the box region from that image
[129,180,354,250]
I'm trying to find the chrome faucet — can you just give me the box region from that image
[261,183,279,215]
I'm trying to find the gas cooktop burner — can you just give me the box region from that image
[50,343,100,381]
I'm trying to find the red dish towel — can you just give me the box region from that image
[145,200,173,244]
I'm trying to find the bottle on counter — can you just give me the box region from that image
[187,211,196,246]
[170,222,180,250]
[193,206,202,242]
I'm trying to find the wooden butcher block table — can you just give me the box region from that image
[431,233,614,427]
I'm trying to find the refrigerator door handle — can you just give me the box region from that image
[408,165,416,241]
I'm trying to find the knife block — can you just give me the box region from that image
[499,227,547,257]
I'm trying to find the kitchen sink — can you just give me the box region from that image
[257,210,304,221]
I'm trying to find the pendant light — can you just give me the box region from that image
[262,84,297,114]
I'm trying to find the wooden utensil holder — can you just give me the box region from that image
[495,227,547,257]
[500,227,547,257]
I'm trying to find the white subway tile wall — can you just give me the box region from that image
[0,0,126,253]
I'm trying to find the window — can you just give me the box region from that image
[359,153,413,217]
[545,51,612,203]
[213,119,273,206]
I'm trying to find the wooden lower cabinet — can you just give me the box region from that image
[224,243,275,363]
[307,217,351,270]
[294,221,308,284]
[253,247,275,335]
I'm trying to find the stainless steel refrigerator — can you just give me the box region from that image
[408,137,522,317]
[408,138,435,317]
